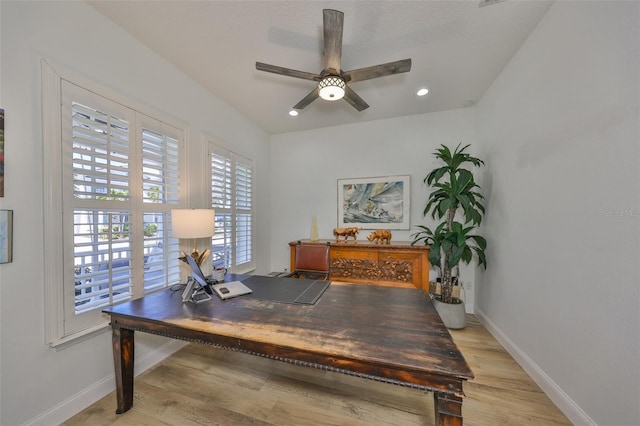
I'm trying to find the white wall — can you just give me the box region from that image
[269,108,479,309]
[3,1,637,425]
[475,2,639,425]
[0,2,270,425]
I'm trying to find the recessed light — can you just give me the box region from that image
[417,88,429,97]
[289,110,299,116]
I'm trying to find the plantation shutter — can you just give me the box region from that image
[209,146,254,272]
[235,160,253,266]
[140,117,181,293]
[60,80,182,336]
[210,153,232,269]
[62,80,136,333]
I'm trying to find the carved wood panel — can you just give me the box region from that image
[330,258,414,283]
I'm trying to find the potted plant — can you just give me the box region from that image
[412,144,487,329]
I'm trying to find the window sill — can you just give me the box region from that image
[49,322,110,350]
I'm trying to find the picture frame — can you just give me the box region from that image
[338,175,410,230]
[0,210,13,263]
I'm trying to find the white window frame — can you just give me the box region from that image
[207,140,255,274]
[42,60,187,347]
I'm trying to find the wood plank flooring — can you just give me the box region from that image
[64,316,570,425]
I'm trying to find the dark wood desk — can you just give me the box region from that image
[103,277,473,425]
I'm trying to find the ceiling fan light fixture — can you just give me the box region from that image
[318,76,346,101]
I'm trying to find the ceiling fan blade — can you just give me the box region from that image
[343,86,369,111]
[323,9,344,74]
[256,62,320,81]
[344,59,412,83]
[293,88,320,110]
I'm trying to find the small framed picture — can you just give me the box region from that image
[0,210,13,263]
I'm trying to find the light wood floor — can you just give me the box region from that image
[64,316,570,425]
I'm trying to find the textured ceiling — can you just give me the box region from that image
[89,0,553,134]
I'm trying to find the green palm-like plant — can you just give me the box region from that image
[412,144,487,304]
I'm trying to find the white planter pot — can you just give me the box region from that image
[432,297,466,329]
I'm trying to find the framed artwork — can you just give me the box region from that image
[0,108,4,197]
[338,175,410,230]
[0,210,13,263]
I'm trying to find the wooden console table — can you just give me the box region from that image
[289,240,430,290]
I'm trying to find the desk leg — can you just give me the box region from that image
[112,325,135,414]
[434,392,463,426]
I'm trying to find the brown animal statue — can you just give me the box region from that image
[367,229,392,244]
[333,227,360,243]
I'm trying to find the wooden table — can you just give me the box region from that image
[103,277,474,425]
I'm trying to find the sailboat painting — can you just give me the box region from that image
[338,176,410,230]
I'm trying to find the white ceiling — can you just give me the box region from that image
[88,0,553,135]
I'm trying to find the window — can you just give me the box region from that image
[208,143,255,273]
[43,62,184,346]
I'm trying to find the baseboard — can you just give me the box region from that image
[23,339,187,426]
[474,308,596,425]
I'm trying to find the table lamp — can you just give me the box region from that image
[171,209,215,266]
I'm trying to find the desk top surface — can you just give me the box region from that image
[104,276,473,387]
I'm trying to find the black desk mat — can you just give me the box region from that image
[241,275,330,305]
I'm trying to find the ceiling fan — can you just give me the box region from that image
[255,9,412,112]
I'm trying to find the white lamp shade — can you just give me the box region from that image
[171,209,215,239]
